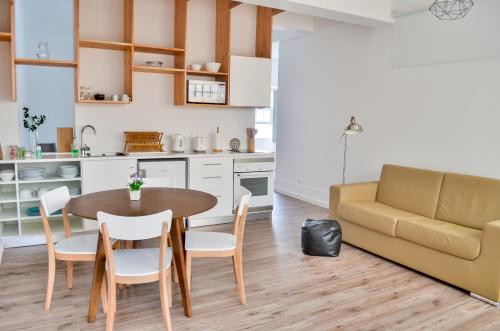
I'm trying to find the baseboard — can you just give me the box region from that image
[275,177,329,209]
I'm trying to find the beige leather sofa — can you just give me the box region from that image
[330,164,500,304]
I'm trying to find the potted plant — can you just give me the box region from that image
[23,107,46,153]
[127,173,144,201]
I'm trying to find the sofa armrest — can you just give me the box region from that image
[480,220,500,260]
[329,181,379,218]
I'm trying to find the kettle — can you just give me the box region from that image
[172,134,185,153]
[192,135,207,152]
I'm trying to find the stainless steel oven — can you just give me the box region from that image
[233,157,275,220]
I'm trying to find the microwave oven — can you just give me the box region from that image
[187,80,226,104]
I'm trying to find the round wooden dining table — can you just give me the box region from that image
[67,187,218,321]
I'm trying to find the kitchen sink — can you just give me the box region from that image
[84,152,129,158]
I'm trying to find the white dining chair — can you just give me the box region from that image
[40,186,108,311]
[185,188,251,304]
[97,209,173,331]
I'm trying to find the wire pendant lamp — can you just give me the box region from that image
[429,0,474,20]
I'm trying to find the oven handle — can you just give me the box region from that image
[235,171,274,178]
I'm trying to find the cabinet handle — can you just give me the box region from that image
[203,163,223,166]
[203,176,222,179]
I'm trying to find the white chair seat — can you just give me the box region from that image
[185,231,236,251]
[54,233,98,255]
[110,248,172,277]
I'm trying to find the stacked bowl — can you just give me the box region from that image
[59,165,79,178]
[20,168,46,180]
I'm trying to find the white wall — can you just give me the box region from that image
[276,16,500,207]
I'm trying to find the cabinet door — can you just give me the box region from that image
[81,159,137,194]
[230,55,272,108]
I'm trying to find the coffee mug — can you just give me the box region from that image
[20,189,33,200]
[121,94,130,102]
[112,94,119,101]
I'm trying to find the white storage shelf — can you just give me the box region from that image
[0,160,84,246]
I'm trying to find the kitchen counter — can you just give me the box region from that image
[0,150,275,164]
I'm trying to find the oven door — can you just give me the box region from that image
[234,171,274,209]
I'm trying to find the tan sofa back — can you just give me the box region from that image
[376,164,444,218]
[436,173,500,230]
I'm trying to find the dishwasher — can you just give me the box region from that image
[138,159,187,188]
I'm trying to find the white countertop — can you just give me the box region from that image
[0,150,275,164]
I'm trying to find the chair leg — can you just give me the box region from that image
[167,266,172,307]
[172,259,178,284]
[101,275,108,314]
[106,276,116,331]
[186,251,192,291]
[159,271,173,331]
[234,252,246,305]
[232,256,238,284]
[66,261,73,289]
[44,256,56,310]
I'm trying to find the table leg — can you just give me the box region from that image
[87,231,106,323]
[171,217,192,317]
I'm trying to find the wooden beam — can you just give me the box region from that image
[174,0,188,105]
[216,0,231,73]
[255,6,273,58]
[10,0,16,101]
[272,8,285,16]
[230,1,241,9]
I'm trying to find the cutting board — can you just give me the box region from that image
[57,128,73,153]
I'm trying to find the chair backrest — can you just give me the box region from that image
[39,186,71,246]
[40,186,70,216]
[97,210,173,241]
[143,177,175,188]
[234,188,251,249]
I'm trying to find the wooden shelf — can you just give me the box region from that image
[134,66,184,74]
[78,99,130,105]
[134,44,184,55]
[79,39,132,51]
[18,176,82,184]
[15,58,78,68]
[0,32,11,42]
[186,70,228,77]
[185,102,229,108]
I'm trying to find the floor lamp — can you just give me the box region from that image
[341,116,363,184]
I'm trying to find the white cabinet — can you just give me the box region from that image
[81,159,137,230]
[188,157,234,227]
[81,159,137,194]
[230,55,272,108]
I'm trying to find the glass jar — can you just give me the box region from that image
[36,42,50,60]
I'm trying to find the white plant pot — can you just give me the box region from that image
[129,189,141,201]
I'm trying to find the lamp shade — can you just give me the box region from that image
[344,116,363,135]
[429,0,474,20]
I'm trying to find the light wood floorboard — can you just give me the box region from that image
[1,194,499,330]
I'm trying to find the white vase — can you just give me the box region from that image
[129,189,141,201]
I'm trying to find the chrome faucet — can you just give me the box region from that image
[80,125,97,157]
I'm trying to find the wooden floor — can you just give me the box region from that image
[1,193,500,331]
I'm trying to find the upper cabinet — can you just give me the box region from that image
[230,55,271,108]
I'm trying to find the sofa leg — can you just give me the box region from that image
[470,293,500,307]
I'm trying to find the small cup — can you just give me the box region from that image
[18,147,26,158]
[121,94,130,102]
[112,94,119,101]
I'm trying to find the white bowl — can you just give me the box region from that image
[205,62,221,73]
[0,170,15,182]
[190,64,202,71]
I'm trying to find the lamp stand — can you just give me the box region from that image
[342,134,348,185]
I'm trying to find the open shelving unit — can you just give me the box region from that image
[0,160,84,247]
[2,0,279,106]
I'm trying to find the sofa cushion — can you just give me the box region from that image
[376,164,444,219]
[337,201,417,237]
[436,173,500,230]
[396,216,482,260]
